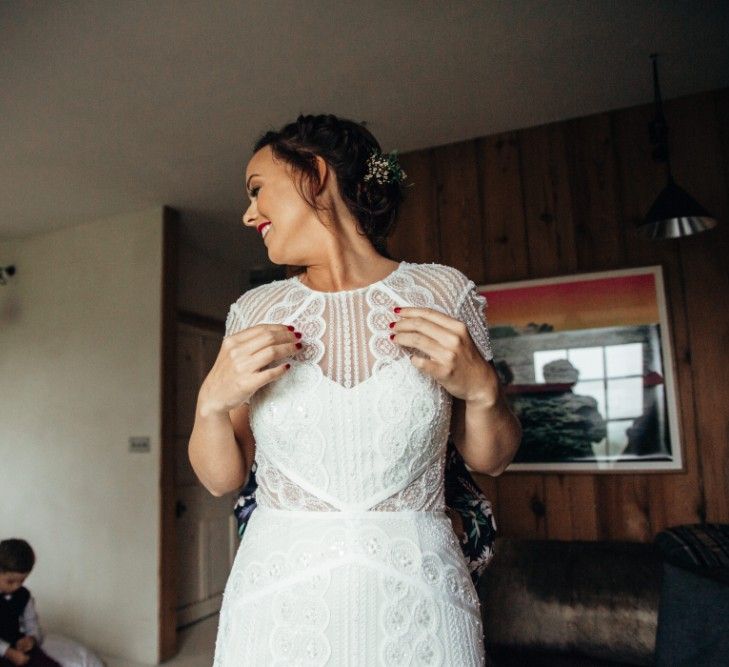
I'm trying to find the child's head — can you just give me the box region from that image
[0,539,35,594]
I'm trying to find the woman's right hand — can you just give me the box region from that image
[197,323,302,417]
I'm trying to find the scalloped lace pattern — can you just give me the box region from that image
[215,261,492,665]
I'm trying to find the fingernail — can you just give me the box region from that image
[285,363,291,369]
[389,334,395,340]
[294,332,302,339]
[393,307,401,313]
[286,325,295,331]
[295,342,302,349]
[388,322,395,328]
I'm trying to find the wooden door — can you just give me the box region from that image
[174,322,241,627]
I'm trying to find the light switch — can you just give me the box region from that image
[129,436,151,453]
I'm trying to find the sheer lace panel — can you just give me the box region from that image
[223,262,493,512]
[255,448,446,512]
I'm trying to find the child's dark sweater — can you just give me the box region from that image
[0,586,30,647]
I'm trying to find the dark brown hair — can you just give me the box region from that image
[251,114,407,269]
[0,538,35,574]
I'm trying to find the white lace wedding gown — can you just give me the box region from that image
[213,260,493,666]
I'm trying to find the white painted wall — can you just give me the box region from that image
[0,207,164,665]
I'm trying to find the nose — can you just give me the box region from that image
[241,201,258,228]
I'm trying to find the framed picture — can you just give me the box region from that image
[478,265,683,472]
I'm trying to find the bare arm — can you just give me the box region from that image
[450,361,522,476]
[188,323,297,497]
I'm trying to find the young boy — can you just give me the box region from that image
[0,539,60,667]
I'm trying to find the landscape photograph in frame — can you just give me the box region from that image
[478,265,683,472]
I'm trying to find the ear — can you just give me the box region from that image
[313,155,330,195]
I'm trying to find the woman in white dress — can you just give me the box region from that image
[188,114,522,666]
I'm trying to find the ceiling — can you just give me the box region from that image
[2,1,728,268]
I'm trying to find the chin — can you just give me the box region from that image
[266,248,295,267]
[267,248,303,266]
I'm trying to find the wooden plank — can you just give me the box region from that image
[668,90,729,524]
[536,112,627,541]
[432,139,484,278]
[476,131,529,281]
[471,131,531,514]
[611,97,703,538]
[471,131,529,532]
[497,121,583,539]
[565,113,627,272]
[518,121,578,278]
[391,150,440,262]
[544,474,600,540]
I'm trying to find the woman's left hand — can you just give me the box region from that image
[389,306,499,405]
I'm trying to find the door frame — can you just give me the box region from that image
[159,206,180,661]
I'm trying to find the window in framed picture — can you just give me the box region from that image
[478,265,684,473]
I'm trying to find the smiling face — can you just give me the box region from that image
[242,145,332,266]
[0,570,29,595]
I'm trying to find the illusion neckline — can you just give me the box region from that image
[293,261,406,295]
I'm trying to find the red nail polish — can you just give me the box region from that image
[389,322,395,328]
[285,363,291,369]
[389,333,395,340]
[295,342,302,349]
[393,307,401,313]
[294,332,302,339]
[286,325,295,331]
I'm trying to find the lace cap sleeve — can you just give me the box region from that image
[224,300,247,339]
[457,279,494,362]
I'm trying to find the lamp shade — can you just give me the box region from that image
[638,177,717,239]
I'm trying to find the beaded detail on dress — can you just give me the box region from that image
[214,261,493,666]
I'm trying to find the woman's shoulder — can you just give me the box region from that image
[230,274,296,309]
[404,261,477,298]
[225,275,297,335]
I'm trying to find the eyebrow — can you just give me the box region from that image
[246,173,260,190]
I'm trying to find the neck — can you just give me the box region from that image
[300,246,398,292]
[300,207,398,292]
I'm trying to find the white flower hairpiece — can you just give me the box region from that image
[363,149,407,186]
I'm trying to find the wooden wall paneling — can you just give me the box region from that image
[611,100,702,537]
[518,122,579,278]
[391,150,441,263]
[495,121,583,539]
[432,140,484,277]
[470,131,529,530]
[475,132,529,281]
[669,91,729,523]
[536,113,630,541]
[566,114,628,271]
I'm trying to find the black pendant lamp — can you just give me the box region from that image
[637,54,718,240]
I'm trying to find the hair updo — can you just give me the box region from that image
[251,114,407,262]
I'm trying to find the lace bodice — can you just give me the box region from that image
[223,261,493,514]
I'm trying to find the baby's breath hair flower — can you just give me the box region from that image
[363,149,407,186]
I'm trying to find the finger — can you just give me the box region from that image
[391,317,461,348]
[226,323,299,357]
[247,339,300,373]
[256,358,291,387]
[392,331,447,361]
[228,322,297,344]
[393,306,464,334]
[407,352,439,378]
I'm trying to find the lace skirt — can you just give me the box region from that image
[213,506,486,666]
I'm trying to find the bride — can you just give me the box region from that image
[188,113,521,665]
